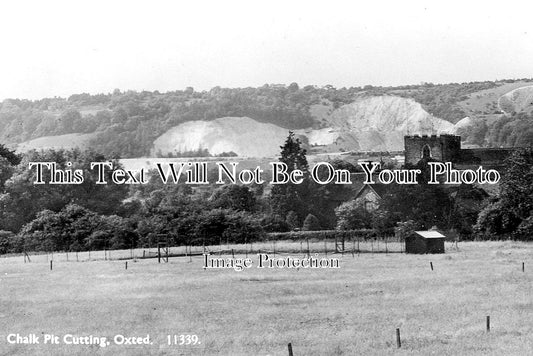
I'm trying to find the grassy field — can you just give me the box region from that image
[0,241,532,355]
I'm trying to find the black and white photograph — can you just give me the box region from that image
[1,0,532,355]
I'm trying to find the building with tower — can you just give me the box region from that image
[404,134,515,169]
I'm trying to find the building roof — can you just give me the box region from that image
[414,231,446,239]
[369,183,391,198]
[353,182,392,201]
[349,173,367,193]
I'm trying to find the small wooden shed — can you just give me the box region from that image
[405,230,445,254]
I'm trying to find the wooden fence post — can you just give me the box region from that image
[396,328,401,348]
[287,343,293,356]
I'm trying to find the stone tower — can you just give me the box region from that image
[404,134,461,165]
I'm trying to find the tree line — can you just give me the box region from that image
[0,135,532,254]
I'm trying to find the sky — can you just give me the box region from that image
[0,0,532,100]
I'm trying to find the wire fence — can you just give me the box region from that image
[0,235,423,264]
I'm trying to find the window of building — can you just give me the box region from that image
[422,144,431,159]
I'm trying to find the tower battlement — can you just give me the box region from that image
[404,134,460,140]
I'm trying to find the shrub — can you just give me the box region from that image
[394,220,418,240]
[335,200,372,230]
[260,215,290,233]
[0,230,16,254]
[302,214,320,231]
[514,216,533,241]
[286,211,300,230]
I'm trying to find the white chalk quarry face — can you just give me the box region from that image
[151,117,291,157]
[150,96,460,157]
[323,96,454,152]
[331,96,453,132]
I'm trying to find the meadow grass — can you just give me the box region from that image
[0,241,532,355]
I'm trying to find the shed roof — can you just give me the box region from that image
[414,231,445,239]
